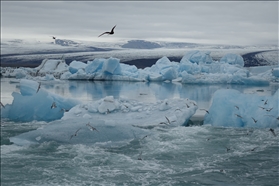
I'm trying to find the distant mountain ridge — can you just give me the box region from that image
[54,39,80,47]
[121,40,162,49]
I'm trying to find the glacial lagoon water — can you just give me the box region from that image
[1,78,279,185]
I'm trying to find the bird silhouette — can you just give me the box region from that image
[266,107,273,112]
[70,128,81,140]
[269,128,277,137]
[86,123,99,132]
[51,102,57,109]
[264,99,268,105]
[0,102,5,108]
[235,114,243,118]
[36,82,41,93]
[226,147,231,152]
[98,25,116,37]
[200,109,209,114]
[251,117,258,123]
[165,116,171,124]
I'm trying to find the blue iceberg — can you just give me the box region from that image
[204,89,279,128]
[1,50,276,84]
[1,79,80,122]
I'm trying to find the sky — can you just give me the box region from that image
[1,1,278,46]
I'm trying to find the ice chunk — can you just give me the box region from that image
[180,69,268,85]
[102,57,122,75]
[11,68,27,79]
[180,50,213,64]
[35,59,68,75]
[154,56,173,70]
[97,96,120,114]
[146,56,178,81]
[39,59,60,72]
[120,63,139,78]
[1,79,80,122]
[220,53,244,67]
[9,118,149,146]
[85,58,105,74]
[161,67,177,81]
[9,96,198,146]
[69,60,87,74]
[204,89,279,128]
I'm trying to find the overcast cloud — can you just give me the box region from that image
[1,1,278,45]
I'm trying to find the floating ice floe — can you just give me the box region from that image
[9,95,198,146]
[204,89,279,128]
[2,79,198,145]
[1,79,80,122]
[1,50,277,84]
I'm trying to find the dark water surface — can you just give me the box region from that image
[1,78,278,185]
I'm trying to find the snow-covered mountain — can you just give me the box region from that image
[121,40,162,49]
[54,39,81,47]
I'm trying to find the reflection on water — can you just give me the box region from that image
[1,78,278,110]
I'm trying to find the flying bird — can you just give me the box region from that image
[141,135,148,141]
[266,107,273,112]
[200,109,209,114]
[0,102,5,108]
[51,36,56,39]
[264,99,268,105]
[123,104,129,108]
[86,122,99,132]
[98,25,116,37]
[251,117,258,123]
[165,116,171,125]
[70,128,81,140]
[159,122,169,125]
[190,102,197,106]
[235,114,243,118]
[226,147,231,152]
[269,128,277,137]
[36,82,41,93]
[51,102,57,109]
[139,93,147,95]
